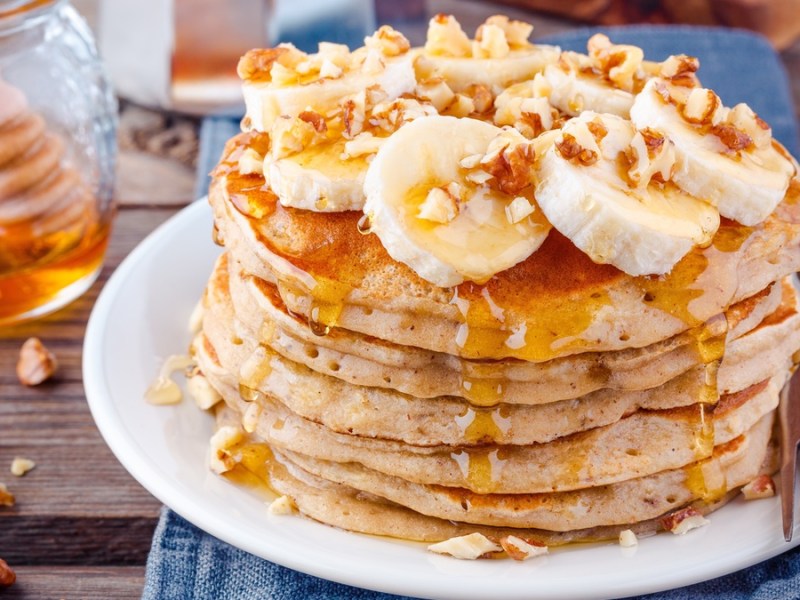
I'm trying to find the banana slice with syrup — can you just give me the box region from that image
[535,111,720,276]
[630,76,795,226]
[363,115,551,287]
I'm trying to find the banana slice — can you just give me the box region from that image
[416,46,560,95]
[265,99,438,212]
[630,78,795,226]
[266,140,368,212]
[240,35,416,132]
[535,112,720,276]
[543,62,634,118]
[415,14,559,94]
[363,115,551,287]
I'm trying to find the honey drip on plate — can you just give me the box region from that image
[223,441,276,499]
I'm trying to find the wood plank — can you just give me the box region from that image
[1,566,145,599]
[0,207,186,566]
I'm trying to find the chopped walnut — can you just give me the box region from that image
[17,337,57,386]
[480,15,533,48]
[627,128,675,187]
[209,426,244,474]
[428,533,502,559]
[342,91,367,139]
[500,535,548,561]
[268,495,295,515]
[342,132,385,159]
[619,529,638,547]
[556,130,598,166]
[587,33,644,92]
[660,506,710,535]
[425,14,472,57]
[0,483,14,507]
[741,474,776,500]
[505,196,535,224]
[712,124,753,152]
[473,23,510,59]
[481,132,536,195]
[298,110,328,134]
[237,47,290,82]
[365,25,410,56]
[418,185,461,223]
[186,371,221,410]
[270,115,320,159]
[444,94,476,118]
[682,88,722,125]
[0,558,15,588]
[10,458,35,477]
[728,103,771,149]
[464,84,493,114]
[416,78,456,112]
[659,54,700,88]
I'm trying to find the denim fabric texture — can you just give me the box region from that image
[148,27,800,600]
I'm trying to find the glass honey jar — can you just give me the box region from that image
[0,0,116,324]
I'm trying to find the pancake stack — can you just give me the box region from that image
[190,16,800,553]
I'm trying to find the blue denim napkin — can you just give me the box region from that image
[149,26,800,600]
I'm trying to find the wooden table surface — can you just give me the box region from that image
[2,1,800,597]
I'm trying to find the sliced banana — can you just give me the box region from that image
[363,115,551,287]
[630,78,795,226]
[415,14,559,94]
[266,139,369,212]
[535,112,720,276]
[543,62,634,118]
[240,39,416,132]
[416,46,560,95]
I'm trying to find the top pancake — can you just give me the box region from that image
[210,132,800,362]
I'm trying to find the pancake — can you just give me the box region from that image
[198,341,785,494]
[210,150,800,361]
[215,404,778,543]
[198,255,800,447]
[223,252,793,405]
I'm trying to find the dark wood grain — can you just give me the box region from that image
[2,566,146,599]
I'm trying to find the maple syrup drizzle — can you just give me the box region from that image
[451,448,506,494]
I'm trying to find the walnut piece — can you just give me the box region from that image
[660,506,710,535]
[365,25,410,56]
[741,474,776,500]
[619,529,638,547]
[499,535,548,561]
[16,337,57,386]
[10,457,35,477]
[428,533,502,559]
[425,14,471,58]
[268,495,295,515]
[237,48,289,82]
[0,483,14,507]
[556,133,598,166]
[0,558,15,588]
[660,54,700,88]
[481,132,536,195]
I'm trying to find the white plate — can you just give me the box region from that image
[85,200,799,600]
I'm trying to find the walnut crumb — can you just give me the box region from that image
[16,337,57,386]
[10,458,35,477]
[0,483,14,507]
